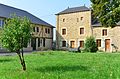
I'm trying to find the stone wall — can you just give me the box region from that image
[56,11,92,49]
[93,26,120,52]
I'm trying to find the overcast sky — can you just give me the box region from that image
[0,0,91,26]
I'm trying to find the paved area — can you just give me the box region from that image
[0,51,32,56]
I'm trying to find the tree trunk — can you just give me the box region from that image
[21,48,26,71]
[16,49,26,71]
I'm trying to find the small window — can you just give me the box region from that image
[80,28,84,34]
[48,28,50,34]
[62,29,66,35]
[62,41,66,47]
[80,41,84,48]
[38,38,40,47]
[0,20,4,27]
[96,39,101,47]
[81,17,83,20]
[45,28,47,33]
[77,18,79,22]
[102,29,107,36]
[37,27,39,32]
[43,38,45,47]
[33,27,36,32]
[63,18,65,22]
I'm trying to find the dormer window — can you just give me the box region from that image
[0,19,4,27]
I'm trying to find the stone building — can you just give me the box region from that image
[56,6,120,52]
[0,3,54,52]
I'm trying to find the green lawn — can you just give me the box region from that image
[0,51,120,79]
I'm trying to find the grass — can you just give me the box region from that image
[0,51,120,79]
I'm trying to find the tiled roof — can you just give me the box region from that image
[0,3,54,28]
[56,6,90,15]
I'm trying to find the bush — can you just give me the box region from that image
[84,36,98,52]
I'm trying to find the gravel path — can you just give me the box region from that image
[0,51,32,56]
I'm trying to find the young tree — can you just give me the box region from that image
[91,0,120,28]
[1,15,31,71]
[84,36,98,52]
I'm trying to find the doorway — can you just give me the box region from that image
[105,39,110,51]
[31,38,36,50]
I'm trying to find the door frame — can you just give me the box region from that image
[105,39,111,52]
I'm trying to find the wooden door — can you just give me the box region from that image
[70,41,75,48]
[105,39,110,51]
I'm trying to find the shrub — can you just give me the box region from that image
[84,36,98,52]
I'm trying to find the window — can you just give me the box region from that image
[43,38,45,47]
[38,38,40,47]
[37,27,39,32]
[62,41,66,47]
[80,41,84,48]
[62,29,66,35]
[70,41,75,48]
[80,28,84,34]
[81,17,83,20]
[102,29,107,36]
[96,39,101,47]
[48,28,50,34]
[45,28,47,33]
[33,27,36,32]
[63,18,65,22]
[77,18,79,22]
[0,20,4,27]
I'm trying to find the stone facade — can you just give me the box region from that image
[93,26,120,52]
[56,6,120,52]
[56,11,92,50]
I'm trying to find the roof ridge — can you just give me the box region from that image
[56,5,90,15]
[68,6,89,9]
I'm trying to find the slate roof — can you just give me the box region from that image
[56,6,90,15]
[0,3,54,28]
[92,17,120,27]
[92,20,120,27]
